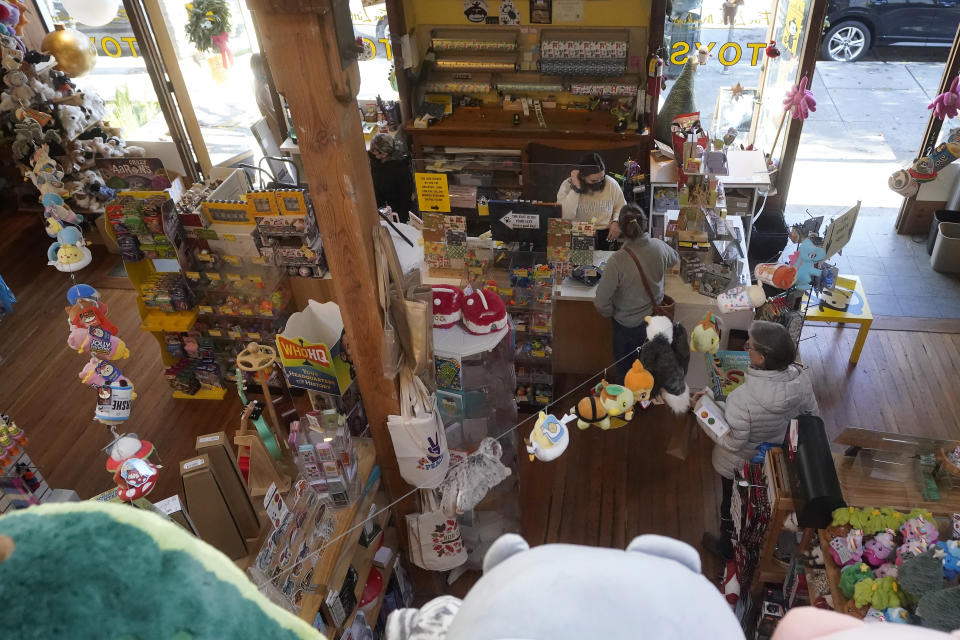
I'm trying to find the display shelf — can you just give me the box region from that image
[172,387,227,401]
[334,516,393,636]
[139,308,199,333]
[433,323,510,359]
[297,439,378,624]
[355,532,397,632]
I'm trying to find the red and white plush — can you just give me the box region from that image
[432,285,465,329]
[461,288,508,335]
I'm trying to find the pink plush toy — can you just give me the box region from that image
[78,356,131,388]
[929,76,960,120]
[895,539,928,566]
[829,529,864,567]
[900,515,939,545]
[863,529,897,567]
[783,76,816,121]
[67,326,130,360]
[873,563,898,579]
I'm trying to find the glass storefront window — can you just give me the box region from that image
[352,1,400,100]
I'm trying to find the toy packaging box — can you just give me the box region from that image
[276,300,354,396]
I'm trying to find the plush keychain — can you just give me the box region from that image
[67,325,130,360]
[593,380,635,422]
[114,456,160,502]
[42,192,83,225]
[873,562,898,579]
[829,528,864,567]
[863,529,897,567]
[47,225,92,272]
[78,356,131,388]
[66,297,118,335]
[525,412,574,462]
[639,315,691,415]
[572,396,610,430]
[689,312,721,354]
[623,359,654,408]
[94,378,136,425]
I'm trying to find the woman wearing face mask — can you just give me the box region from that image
[369,133,414,222]
[557,152,627,241]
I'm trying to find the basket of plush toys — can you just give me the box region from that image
[823,505,960,631]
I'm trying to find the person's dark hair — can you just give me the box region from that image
[576,152,605,177]
[617,203,648,239]
[748,320,797,370]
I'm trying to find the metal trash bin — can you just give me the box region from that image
[931,222,960,273]
[927,210,960,255]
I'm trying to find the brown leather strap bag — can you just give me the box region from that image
[623,247,675,321]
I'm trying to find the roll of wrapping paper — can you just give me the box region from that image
[434,59,518,71]
[422,81,492,93]
[432,39,517,52]
[569,84,638,96]
[497,82,565,93]
[538,58,626,76]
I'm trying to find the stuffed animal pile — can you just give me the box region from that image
[826,506,960,629]
[0,7,143,221]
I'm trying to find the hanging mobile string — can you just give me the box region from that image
[253,347,645,591]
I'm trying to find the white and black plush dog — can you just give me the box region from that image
[639,315,691,415]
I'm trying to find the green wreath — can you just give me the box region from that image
[184,0,231,54]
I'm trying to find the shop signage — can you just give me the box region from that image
[415,172,451,212]
[276,301,354,396]
[670,42,769,67]
[822,202,860,259]
[499,211,540,230]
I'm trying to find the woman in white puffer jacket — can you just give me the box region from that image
[698,320,819,559]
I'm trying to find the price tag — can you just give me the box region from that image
[240,308,253,316]
[185,271,200,280]
[207,272,222,281]
[228,330,242,339]
[223,255,240,266]
[251,256,267,265]
[248,275,263,284]
[208,329,222,337]
[183,458,205,471]
[199,305,214,314]
[223,234,236,242]
[226,273,242,281]
[248,332,261,340]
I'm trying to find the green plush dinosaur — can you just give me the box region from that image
[839,562,872,599]
[0,502,321,640]
[853,576,902,610]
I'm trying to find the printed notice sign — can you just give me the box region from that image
[822,201,860,259]
[415,172,451,212]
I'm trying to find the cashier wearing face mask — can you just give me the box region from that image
[556,152,627,241]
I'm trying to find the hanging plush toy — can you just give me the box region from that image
[0,274,15,322]
[525,412,574,462]
[689,312,721,354]
[67,325,130,360]
[623,359,654,408]
[639,316,691,415]
[888,168,919,198]
[929,76,960,120]
[94,378,136,425]
[66,298,118,334]
[909,154,938,183]
[572,396,610,430]
[114,456,160,502]
[437,438,511,516]
[783,76,816,121]
[79,356,131,388]
[593,380,635,422]
[47,225,92,272]
[42,192,83,226]
[787,237,826,291]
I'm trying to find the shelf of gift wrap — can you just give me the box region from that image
[431,29,517,53]
[433,323,510,359]
[296,439,378,624]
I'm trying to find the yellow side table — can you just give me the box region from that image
[802,275,873,365]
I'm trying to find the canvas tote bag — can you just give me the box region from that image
[387,368,449,489]
[405,489,467,571]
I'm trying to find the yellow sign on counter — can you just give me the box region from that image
[415,172,451,213]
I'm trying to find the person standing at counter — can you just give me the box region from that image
[695,321,819,560]
[369,133,414,222]
[557,152,627,242]
[593,204,679,381]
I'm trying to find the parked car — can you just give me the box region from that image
[823,0,960,62]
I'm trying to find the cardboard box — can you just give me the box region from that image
[276,300,355,395]
[195,432,261,538]
[179,455,248,559]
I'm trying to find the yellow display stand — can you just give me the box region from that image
[803,275,873,365]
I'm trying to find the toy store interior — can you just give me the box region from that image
[3,1,960,639]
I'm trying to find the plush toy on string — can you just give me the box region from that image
[184,0,232,68]
[46,223,91,272]
[929,76,960,120]
[0,273,15,322]
[437,437,511,516]
[66,283,119,334]
[639,316,691,415]
[526,412,574,462]
[769,76,816,157]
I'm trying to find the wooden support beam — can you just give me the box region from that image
[246,0,411,519]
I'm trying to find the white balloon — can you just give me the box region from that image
[61,0,121,27]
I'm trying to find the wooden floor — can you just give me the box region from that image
[3,207,960,579]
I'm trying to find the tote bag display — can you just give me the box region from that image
[387,368,450,489]
[405,489,467,571]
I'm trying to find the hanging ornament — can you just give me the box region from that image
[928,76,960,121]
[41,25,97,77]
[184,0,231,54]
[783,76,817,121]
[765,41,781,58]
[60,0,119,27]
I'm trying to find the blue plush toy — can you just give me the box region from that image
[936,540,960,580]
[47,225,92,272]
[788,237,826,291]
[0,274,15,321]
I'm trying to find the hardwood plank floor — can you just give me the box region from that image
[4,207,960,584]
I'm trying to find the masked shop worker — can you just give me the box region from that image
[557,152,627,242]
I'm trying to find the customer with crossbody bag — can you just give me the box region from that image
[594,204,679,382]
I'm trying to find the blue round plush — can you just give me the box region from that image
[66,283,99,305]
[0,504,319,640]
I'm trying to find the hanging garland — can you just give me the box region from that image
[184,0,231,54]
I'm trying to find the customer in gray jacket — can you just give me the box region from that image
[593,204,679,382]
[698,320,819,559]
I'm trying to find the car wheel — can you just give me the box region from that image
[821,20,871,62]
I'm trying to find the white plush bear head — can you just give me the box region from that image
[78,92,106,127]
[387,534,744,640]
[57,104,86,140]
[644,314,674,344]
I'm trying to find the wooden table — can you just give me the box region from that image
[803,275,873,365]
